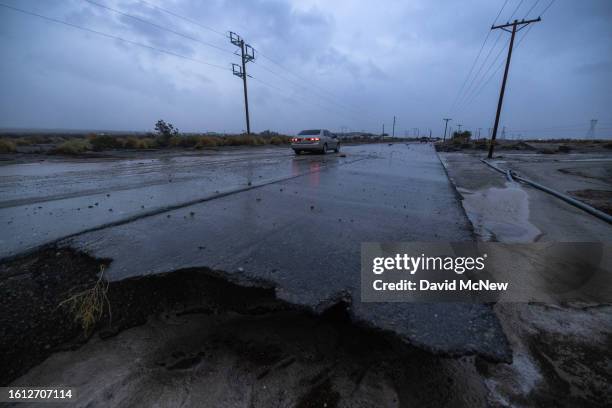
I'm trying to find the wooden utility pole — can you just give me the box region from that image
[442,118,452,142]
[488,17,541,158]
[392,116,396,138]
[230,32,255,135]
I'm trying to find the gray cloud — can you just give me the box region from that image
[0,0,611,138]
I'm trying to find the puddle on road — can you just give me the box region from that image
[458,181,541,242]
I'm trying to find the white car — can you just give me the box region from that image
[290,129,340,155]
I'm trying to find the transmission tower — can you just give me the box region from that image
[586,119,598,139]
[230,32,255,135]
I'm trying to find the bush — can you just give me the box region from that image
[0,138,17,153]
[124,137,155,149]
[269,136,284,145]
[155,119,179,146]
[89,135,122,151]
[52,139,92,155]
[195,136,220,149]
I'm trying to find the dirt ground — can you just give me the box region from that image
[2,245,611,407]
[439,149,612,407]
[2,247,490,407]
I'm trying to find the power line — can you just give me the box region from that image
[457,36,513,112]
[0,2,230,71]
[457,0,556,112]
[1,1,376,132]
[256,52,367,116]
[249,75,369,124]
[129,0,369,119]
[452,0,529,113]
[456,34,509,112]
[138,0,226,38]
[540,0,556,16]
[448,0,510,113]
[524,0,541,18]
[251,59,366,118]
[508,0,526,20]
[84,0,235,56]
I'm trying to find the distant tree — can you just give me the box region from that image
[155,120,179,146]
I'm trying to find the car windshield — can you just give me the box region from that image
[298,130,320,136]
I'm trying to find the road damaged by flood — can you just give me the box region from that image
[6,143,585,406]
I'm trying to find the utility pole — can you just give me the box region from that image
[457,124,463,133]
[230,32,255,135]
[392,116,396,138]
[478,128,482,139]
[488,17,541,158]
[442,118,452,142]
[382,123,385,139]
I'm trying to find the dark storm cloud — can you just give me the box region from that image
[0,0,610,137]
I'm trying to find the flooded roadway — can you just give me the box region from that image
[0,143,510,360]
[1,147,354,257]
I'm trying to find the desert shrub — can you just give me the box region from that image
[0,138,17,153]
[168,136,182,147]
[181,136,202,148]
[89,135,122,151]
[269,136,284,145]
[141,138,157,148]
[52,139,92,155]
[124,137,142,149]
[13,138,33,146]
[195,136,221,149]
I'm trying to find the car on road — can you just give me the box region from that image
[291,129,340,155]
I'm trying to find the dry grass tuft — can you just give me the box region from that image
[52,139,92,155]
[59,265,111,336]
[0,138,17,153]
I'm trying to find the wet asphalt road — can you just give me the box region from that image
[0,143,510,360]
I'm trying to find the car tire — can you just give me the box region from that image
[335,143,341,153]
[293,149,301,155]
[321,144,328,154]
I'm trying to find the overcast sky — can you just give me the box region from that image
[1,0,611,138]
